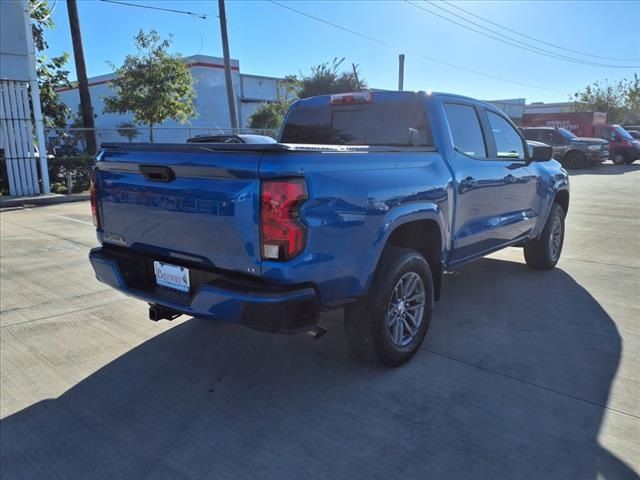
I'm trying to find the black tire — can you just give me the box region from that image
[344,247,434,367]
[524,203,565,270]
[611,150,628,165]
[567,151,589,169]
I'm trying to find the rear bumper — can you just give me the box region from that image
[89,247,320,333]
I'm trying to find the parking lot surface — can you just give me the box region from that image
[1,163,639,480]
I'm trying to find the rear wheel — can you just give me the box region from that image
[524,203,565,270]
[344,247,433,367]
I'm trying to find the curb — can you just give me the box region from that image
[0,193,90,209]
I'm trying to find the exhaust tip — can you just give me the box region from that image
[307,325,327,339]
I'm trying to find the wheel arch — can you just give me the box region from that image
[564,148,585,160]
[380,219,444,301]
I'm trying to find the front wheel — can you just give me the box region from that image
[344,247,433,367]
[611,150,628,165]
[524,203,565,270]
[564,151,588,169]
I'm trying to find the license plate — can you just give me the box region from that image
[154,261,190,293]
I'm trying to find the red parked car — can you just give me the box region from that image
[596,125,640,164]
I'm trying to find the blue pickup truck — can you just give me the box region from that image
[89,91,569,366]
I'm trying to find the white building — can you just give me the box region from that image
[486,98,526,122]
[524,101,575,115]
[56,55,285,143]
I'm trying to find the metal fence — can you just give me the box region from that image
[0,80,45,196]
[1,126,278,195]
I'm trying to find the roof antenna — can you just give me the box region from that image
[352,63,362,90]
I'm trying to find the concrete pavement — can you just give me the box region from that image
[1,163,639,479]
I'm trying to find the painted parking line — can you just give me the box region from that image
[48,214,94,226]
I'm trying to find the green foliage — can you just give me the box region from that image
[30,0,71,128]
[103,30,196,142]
[295,58,365,99]
[247,101,290,131]
[117,122,141,142]
[572,74,640,124]
[47,155,95,194]
[247,58,366,131]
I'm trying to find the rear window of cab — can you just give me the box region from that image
[280,93,433,147]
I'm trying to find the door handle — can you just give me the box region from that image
[503,174,516,184]
[460,176,477,189]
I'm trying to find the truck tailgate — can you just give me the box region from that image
[95,147,262,276]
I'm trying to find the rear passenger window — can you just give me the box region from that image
[487,111,525,159]
[444,104,486,158]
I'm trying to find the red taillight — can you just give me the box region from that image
[260,178,308,261]
[90,169,100,228]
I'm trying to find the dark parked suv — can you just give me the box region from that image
[521,127,608,169]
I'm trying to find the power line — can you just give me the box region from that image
[425,0,639,67]
[441,0,640,63]
[266,0,567,94]
[98,0,212,20]
[408,1,639,69]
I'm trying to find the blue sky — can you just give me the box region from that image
[44,0,640,103]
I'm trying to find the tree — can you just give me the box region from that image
[248,58,366,131]
[296,58,365,99]
[103,30,196,142]
[117,122,140,143]
[572,75,640,124]
[30,0,72,128]
[247,102,288,131]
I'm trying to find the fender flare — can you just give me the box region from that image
[374,202,446,251]
[533,182,569,239]
[366,202,446,297]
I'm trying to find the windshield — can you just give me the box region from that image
[280,94,433,147]
[557,128,577,140]
[614,125,634,140]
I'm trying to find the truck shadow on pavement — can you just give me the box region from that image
[1,258,637,480]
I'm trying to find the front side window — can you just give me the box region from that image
[549,130,565,145]
[444,103,486,158]
[487,111,525,159]
[558,128,577,140]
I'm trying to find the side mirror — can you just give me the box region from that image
[531,145,553,162]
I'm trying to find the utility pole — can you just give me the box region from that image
[352,63,362,90]
[67,0,96,153]
[218,0,239,131]
[398,54,405,91]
